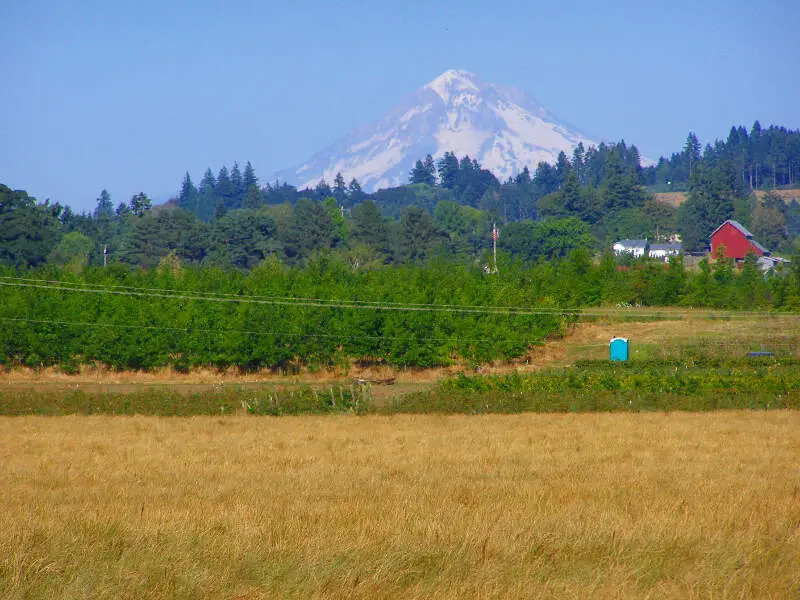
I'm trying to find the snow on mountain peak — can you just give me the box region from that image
[275,70,601,193]
[425,69,481,105]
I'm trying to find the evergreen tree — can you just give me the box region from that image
[283,198,334,259]
[684,132,701,179]
[533,162,560,196]
[178,173,198,213]
[129,192,152,216]
[196,168,217,222]
[93,189,114,219]
[351,200,390,257]
[410,159,435,185]
[322,196,347,247]
[243,161,258,189]
[117,212,165,267]
[676,162,739,251]
[423,154,437,184]
[515,166,532,186]
[216,166,234,208]
[750,190,789,251]
[555,151,571,186]
[437,152,459,189]
[91,189,116,259]
[572,143,586,185]
[333,172,348,205]
[0,185,61,267]
[230,162,244,207]
[398,206,441,262]
[243,184,264,210]
[209,209,278,269]
[315,179,332,199]
[348,178,366,204]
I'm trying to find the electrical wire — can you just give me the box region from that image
[1,276,799,318]
[0,280,574,316]
[0,275,581,313]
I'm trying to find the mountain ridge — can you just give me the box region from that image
[275,70,600,192]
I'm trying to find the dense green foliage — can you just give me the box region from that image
[393,359,800,413]
[0,260,569,371]
[3,359,797,416]
[2,247,800,371]
[645,124,800,191]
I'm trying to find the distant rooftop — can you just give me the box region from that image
[711,219,753,239]
[649,243,681,251]
[614,239,648,248]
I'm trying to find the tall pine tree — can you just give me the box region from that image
[178,173,198,213]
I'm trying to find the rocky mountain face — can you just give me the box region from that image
[275,69,599,192]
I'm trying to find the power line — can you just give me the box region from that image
[1,276,799,319]
[0,280,574,316]
[0,275,581,313]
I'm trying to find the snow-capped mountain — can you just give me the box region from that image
[275,69,600,192]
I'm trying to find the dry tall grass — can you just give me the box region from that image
[532,313,800,366]
[1,414,798,598]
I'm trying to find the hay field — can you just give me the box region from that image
[2,414,799,598]
[531,312,800,366]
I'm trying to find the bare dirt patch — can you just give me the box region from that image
[653,191,687,206]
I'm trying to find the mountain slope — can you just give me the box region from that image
[276,69,600,192]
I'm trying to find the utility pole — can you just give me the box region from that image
[492,223,498,274]
[103,245,108,267]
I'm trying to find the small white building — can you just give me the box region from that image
[612,239,648,258]
[648,243,681,262]
[757,256,791,274]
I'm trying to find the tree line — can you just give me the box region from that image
[2,245,800,371]
[2,122,800,275]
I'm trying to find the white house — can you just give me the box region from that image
[648,243,681,262]
[612,239,648,258]
[757,255,791,274]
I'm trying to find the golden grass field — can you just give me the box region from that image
[653,188,800,208]
[2,413,799,598]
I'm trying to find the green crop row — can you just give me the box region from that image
[0,261,569,371]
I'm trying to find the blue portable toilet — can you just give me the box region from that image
[609,337,629,361]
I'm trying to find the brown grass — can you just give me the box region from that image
[0,361,465,387]
[1,413,799,598]
[653,192,687,207]
[654,188,800,208]
[754,189,800,203]
[527,312,800,367]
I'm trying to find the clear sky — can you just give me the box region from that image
[2,0,798,213]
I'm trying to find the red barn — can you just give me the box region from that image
[710,220,770,261]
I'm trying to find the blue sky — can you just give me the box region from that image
[1,0,798,213]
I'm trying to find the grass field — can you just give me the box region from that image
[653,188,800,207]
[2,413,799,598]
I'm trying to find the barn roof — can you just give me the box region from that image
[711,219,753,239]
